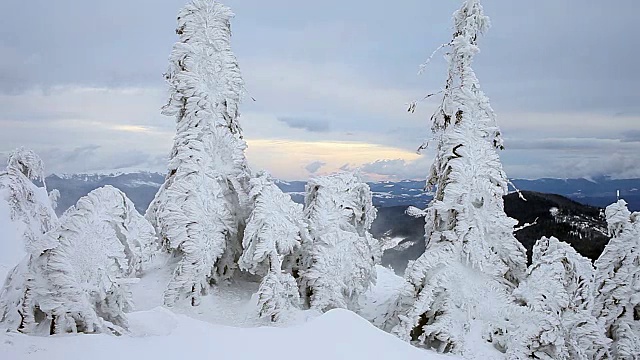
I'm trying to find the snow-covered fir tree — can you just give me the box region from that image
[511,237,609,359]
[299,172,381,312]
[388,0,528,354]
[0,186,156,335]
[238,172,306,321]
[0,148,58,255]
[145,0,252,307]
[593,199,640,359]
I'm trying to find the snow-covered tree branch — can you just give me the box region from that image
[299,172,381,312]
[512,237,609,359]
[239,172,306,321]
[593,200,640,358]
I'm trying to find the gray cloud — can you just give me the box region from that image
[361,158,430,180]
[339,164,352,171]
[59,145,101,163]
[304,161,326,174]
[277,116,330,133]
[5,0,636,115]
[0,147,168,187]
[544,153,640,180]
[0,146,168,175]
[0,0,638,180]
[505,137,640,151]
[621,130,640,143]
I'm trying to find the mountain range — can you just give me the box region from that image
[44,172,634,274]
[374,191,610,273]
[44,172,640,215]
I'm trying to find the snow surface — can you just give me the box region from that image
[0,307,454,360]
[1,260,460,360]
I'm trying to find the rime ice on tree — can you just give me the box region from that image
[145,0,251,307]
[389,0,527,354]
[299,172,381,312]
[0,148,58,255]
[0,186,156,335]
[593,200,640,358]
[239,172,306,321]
[511,237,610,359]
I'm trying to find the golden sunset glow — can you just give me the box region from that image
[245,138,420,179]
[111,125,152,133]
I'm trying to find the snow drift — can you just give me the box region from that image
[0,307,454,360]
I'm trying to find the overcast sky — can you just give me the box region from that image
[1,0,638,180]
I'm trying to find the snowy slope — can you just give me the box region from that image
[0,260,459,360]
[0,307,454,360]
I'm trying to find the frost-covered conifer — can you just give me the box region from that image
[0,186,156,335]
[145,0,251,306]
[511,237,609,359]
[389,0,527,354]
[0,148,58,255]
[0,148,58,333]
[254,271,300,322]
[593,200,640,359]
[299,172,381,312]
[239,172,306,321]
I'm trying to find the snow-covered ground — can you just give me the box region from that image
[0,307,453,360]
[0,157,461,360]
[0,251,460,360]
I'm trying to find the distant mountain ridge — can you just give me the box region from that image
[375,191,610,273]
[44,172,640,215]
[46,172,165,215]
[45,172,622,274]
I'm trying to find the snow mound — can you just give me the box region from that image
[0,306,454,360]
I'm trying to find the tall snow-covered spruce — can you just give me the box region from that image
[299,173,381,312]
[593,199,640,358]
[146,0,251,306]
[389,0,527,354]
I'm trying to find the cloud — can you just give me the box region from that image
[60,145,102,163]
[360,157,431,181]
[1,0,638,180]
[277,116,330,133]
[35,147,167,175]
[621,130,640,143]
[245,139,420,180]
[548,153,640,180]
[304,161,326,174]
[505,137,640,151]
